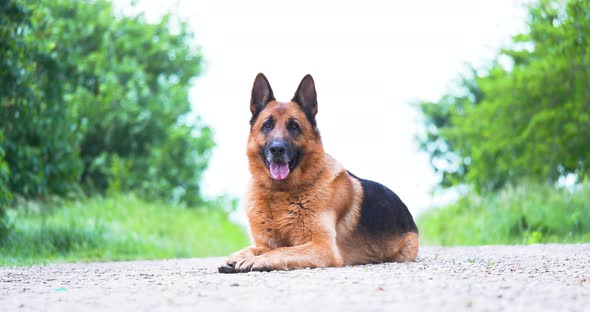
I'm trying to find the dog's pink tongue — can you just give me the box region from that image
[270,162,290,180]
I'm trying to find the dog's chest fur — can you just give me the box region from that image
[249,190,325,248]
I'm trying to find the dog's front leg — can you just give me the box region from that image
[234,241,342,272]
[234,210,342,273]
[234,211,342,272]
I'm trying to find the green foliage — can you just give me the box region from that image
[131,125,214,205]
[0,0,212,206]
[0,131,10,205]
[0,131,10,237]
[40,0,208,201]
[417,0,590,192]
[0,195,249,266]
[1,0,83,199]
[418,182,590,245]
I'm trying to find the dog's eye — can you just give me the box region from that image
[262,120,273,130]
[288,121,300,132]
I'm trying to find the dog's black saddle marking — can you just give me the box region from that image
[347,171,418,236]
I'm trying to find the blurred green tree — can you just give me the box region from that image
[35,0,213,204]
[417,0,590,192]
[1,0,83,201]
[0,0,213,206]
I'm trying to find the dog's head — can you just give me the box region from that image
[247,73,324,186]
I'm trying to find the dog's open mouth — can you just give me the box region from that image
[270,161,290,180]
[269,157,298,181]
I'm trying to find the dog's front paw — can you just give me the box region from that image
[218,254,250,273]
[218,256,245,273]
[218,261,237,274]
[234,256,283,273]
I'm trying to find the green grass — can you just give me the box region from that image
[0,195,249,266]
[418,183,590,245]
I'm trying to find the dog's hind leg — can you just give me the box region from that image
[386,232,419,263]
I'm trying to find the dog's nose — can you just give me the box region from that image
[269,141,288,157]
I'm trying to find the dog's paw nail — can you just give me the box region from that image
[235,260,254,273]
[218,264,237,274]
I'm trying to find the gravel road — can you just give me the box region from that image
[1,244,589,311]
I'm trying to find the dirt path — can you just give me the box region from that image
[1,244,589,311]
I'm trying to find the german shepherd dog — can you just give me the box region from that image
[218,73,418,273]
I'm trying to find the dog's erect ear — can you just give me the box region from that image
[250,73,275,116]
[292,74,318,125]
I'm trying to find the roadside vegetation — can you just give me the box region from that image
[417,0,590,245]
[418,182,590,245]
[0,195,248,266]
[1,0,247,266]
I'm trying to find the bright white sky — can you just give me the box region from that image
[119,0,529,217]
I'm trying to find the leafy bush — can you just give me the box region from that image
[1,0,83,200]
[416,0,590,245]
[418,182,590,245]
[417,0,590,192]
[107,125,214,205]
[0,131,10,204]
[0,195,249,266]
[0,131,10,237]
[0,0,212,207]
